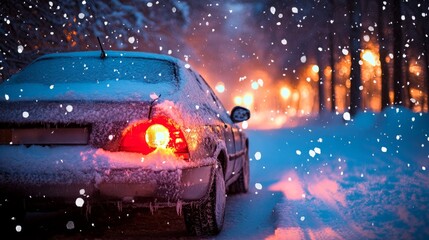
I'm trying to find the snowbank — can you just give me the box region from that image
[220,108,429,239]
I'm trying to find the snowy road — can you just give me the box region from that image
[14,107,429,239]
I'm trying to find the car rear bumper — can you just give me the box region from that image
[0,146,215,210]
[97,165,214,202]
[0,165,214,205]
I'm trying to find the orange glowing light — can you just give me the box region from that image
[409,64,422,76]
[234,96,242,105]
[292,92,299,102]
[362,50,377,66]
[312,65,319,73]
[215,82,225,93]
[280,87,291,99]
[243,93,253,106]
[251,81,259,90]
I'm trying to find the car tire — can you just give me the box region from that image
[183,161,226,236]
[228,148,250,194]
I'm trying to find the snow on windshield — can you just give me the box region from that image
[0,56,178,101]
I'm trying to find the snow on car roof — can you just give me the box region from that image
[0,51,191,102]
[37,50,185,65]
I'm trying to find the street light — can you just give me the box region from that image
[280,87,291,99]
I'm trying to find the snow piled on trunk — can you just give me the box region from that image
[0,145,206,186]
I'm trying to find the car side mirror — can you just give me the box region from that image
[230,106,251,123]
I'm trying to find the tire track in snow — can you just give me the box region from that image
[268,197,363,240]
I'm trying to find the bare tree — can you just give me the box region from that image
[328,0,337,112]
[392,0,404,105]
[378,0,391,109]
[317,42,326,113]
[348,0,363,116]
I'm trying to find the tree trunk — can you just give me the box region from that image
[317,48,325,114]
[329,0,336,112]
[378,0,390,109]
[425,30,429,111]
[392,0,404,105]
[348,0,362,116]
[405,58,412,109]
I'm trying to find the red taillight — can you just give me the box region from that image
[120,116,189,159]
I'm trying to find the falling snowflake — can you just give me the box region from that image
[128,36,135,44]
[66,105,73,112]
[343,112,351,121]
[255,152,262,160]
[17,45,24,53]
[66,221,75,230]
[292,7,298,13]
[22,111,29,118]
[314,147,321,154]
[75,197,84,207]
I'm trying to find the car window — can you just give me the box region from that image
[192,72,232,124]
[9,57,177,85]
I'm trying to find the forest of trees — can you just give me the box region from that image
[259,0,428,115]
[1,0,428,117]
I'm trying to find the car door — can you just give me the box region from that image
[220,117,237,180]
[230,124,245,173]
[201,82,242,179]
[191,73,239,180]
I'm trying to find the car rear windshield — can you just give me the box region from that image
[10,56,177,85]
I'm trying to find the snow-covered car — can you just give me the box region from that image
[0,51,250,235]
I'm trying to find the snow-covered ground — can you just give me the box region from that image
[8,106,429,239]
[220,106,429,240]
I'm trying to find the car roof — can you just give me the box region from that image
[36,51,184,66]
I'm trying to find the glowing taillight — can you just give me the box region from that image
[120,117,189,159]
[145,124,170,148]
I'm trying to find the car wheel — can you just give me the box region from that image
[183,161,226,236]
[228,148,250,194]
